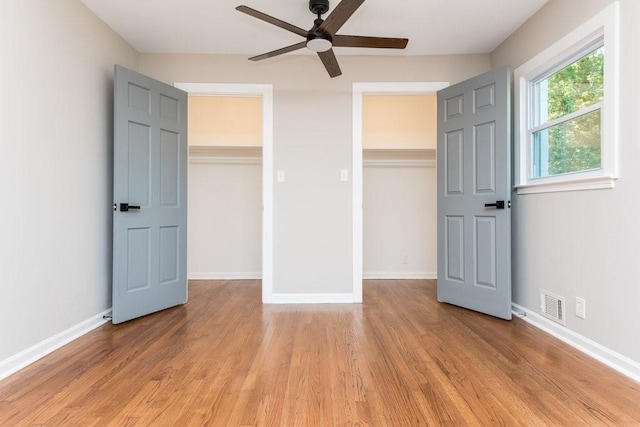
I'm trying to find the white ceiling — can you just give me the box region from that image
[81,0,548,57]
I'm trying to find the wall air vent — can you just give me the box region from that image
[540,290,565,325]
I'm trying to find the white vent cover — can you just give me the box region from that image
[540,290,565,325]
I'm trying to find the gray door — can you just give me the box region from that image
[112,65,188,324]
[436,66,512,320]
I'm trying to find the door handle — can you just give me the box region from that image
[484,200,506,209]
[119,203,141,212]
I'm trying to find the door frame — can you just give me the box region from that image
[173,83,274,303]
[351,82,449,302]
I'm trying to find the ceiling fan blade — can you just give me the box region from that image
[319,0,365,34]
[249,41,307,61]
[236,5,308,38]
[333,35,408,49]
[317,49,342,78]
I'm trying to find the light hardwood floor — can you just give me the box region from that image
[1,280,639,426]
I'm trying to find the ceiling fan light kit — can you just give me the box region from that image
[236,0,409,78]
[306,37,332,52]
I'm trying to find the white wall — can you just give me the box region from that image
[186,94,263,280]
[363,95,437,149]
[492,0,640,364]
[363,159,437,279]
[188,149,262,279]
[188,96,263,147]
[361,95,437,279]
[139,54,491,297]
[0,0,138,362]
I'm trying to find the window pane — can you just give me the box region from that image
[532,109,601,178]
[534,47,604,126]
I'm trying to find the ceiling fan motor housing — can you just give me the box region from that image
[309,0,330,15]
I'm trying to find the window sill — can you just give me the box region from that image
[514,175,617,195]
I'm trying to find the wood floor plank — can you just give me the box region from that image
[1,279,640,426]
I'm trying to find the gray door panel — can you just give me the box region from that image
[112,65,188,324]
[437,66,512,320]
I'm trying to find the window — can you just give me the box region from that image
[514,3,618,194]
[532,45,603,178]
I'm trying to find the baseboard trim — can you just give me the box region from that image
[512,303,640,384]
[270,293,355,304]
[363,272,437,280]
[0,308,112,381]
[188,272,262,280]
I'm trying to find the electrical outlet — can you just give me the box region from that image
[576,297,586,319]
[402,255,408,264]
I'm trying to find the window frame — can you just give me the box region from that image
[514,3,619,195]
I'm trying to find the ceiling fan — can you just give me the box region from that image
[236,0,409,78]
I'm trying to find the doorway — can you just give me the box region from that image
[174,83,274,302]
[352,82,449,302]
